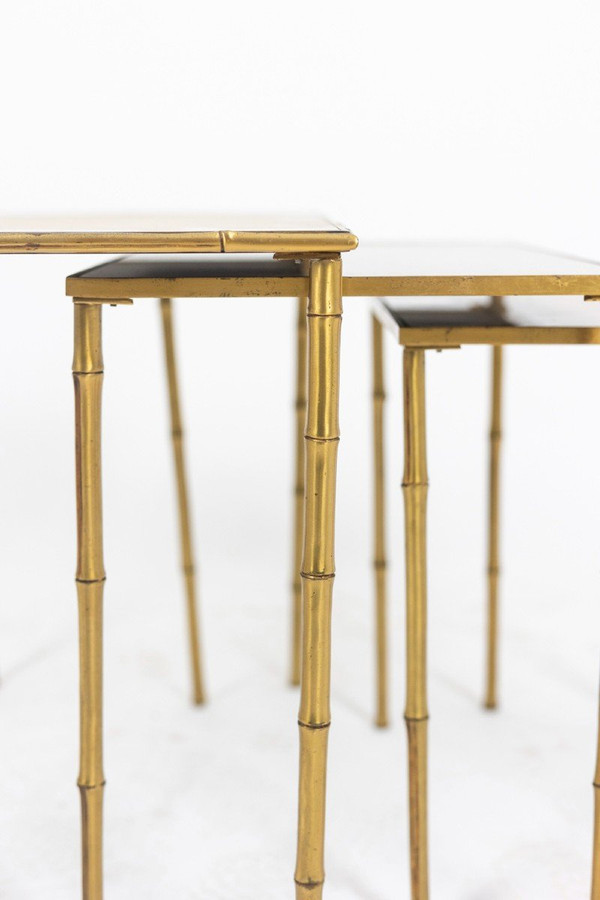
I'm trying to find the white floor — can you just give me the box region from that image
[1,260,600,898]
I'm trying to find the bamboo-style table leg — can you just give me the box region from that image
[372,314,389,727]
[485,345,503,710]
[73,300,107,900]
[291,296,307,686]
[294,257,342,899]
[402,348,429,900]
[592,681,600,899]
[159,298,205,705]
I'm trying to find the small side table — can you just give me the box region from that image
[63,239,357,900]
[67,243,600,898]
[0,216,356,900]
[341,243,600,900]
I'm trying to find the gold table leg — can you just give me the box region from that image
[73,300,106,900]
[592,681,600,898]
[372,314,389,727]
[294,258,342,899]
[291,296,307,686]
[159,298,205,705]
[485,345,503,710]
[402,348,429,900]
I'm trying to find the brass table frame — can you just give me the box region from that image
[0,214,357,255]
[159,297,205,704]
[9,234,600,896]
[66,245,600,899]
[372,293,600,900]
[65,244,356,900]
[0,215,357,900]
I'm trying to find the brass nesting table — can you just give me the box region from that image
[342,244,600,900]
[3,224,600,898]
[64,243,600,899]
[0,216,358,900]
[369,291,600,900]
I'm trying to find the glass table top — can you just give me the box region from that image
[342,243,600,296]
[376,294,600,346]
[65,244,600,299]
[0,214,356,254]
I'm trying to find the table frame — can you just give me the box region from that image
[67,256,347,900]
[64,244,600,899]
[373,294,600,900]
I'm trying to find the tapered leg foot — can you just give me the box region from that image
[406,719,428,898]
[160,298,205,705]
[295,722,329,899]
[183,568,204,705]
[294,258,342,898]
[79,783,105,899]
[73,301,106,900]
[372,314,389,727]
[485,344,503,710]
[402,348,429,900]
[77,578,105,900]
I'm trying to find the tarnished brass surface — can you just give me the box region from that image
[67,274,307,299]
[345,274,600,297]
[343,243,600,296]
[0,214,357,254]
[291,297,307,686]
[160,299,205,705]
[375,295,600,348]
[402,348,429,900]
[400,325,600,347]
[67,242,600,297]
[485,345,503,710]
[222,229,356,254]
[73,300,106,900]
[295,257,342,899]
[372,315,389,727]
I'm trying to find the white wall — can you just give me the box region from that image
[1,2,600,897]
[2,0,600,252]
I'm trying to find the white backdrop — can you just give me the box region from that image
[1,1,600,897]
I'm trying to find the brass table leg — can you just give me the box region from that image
[294,257,342,899]
[159,298,205,705]
[372,314,389,727]
[73,300,106,900]
[592,682,600,898]
[485,345,503,710]
[291,296,307,686]
[402,348,429,900]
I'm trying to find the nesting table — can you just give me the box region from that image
[369,290,600,900]
[3,225,600,899]
[0,216,358,900]
[342,243,600,900]
[65,243,600,899]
